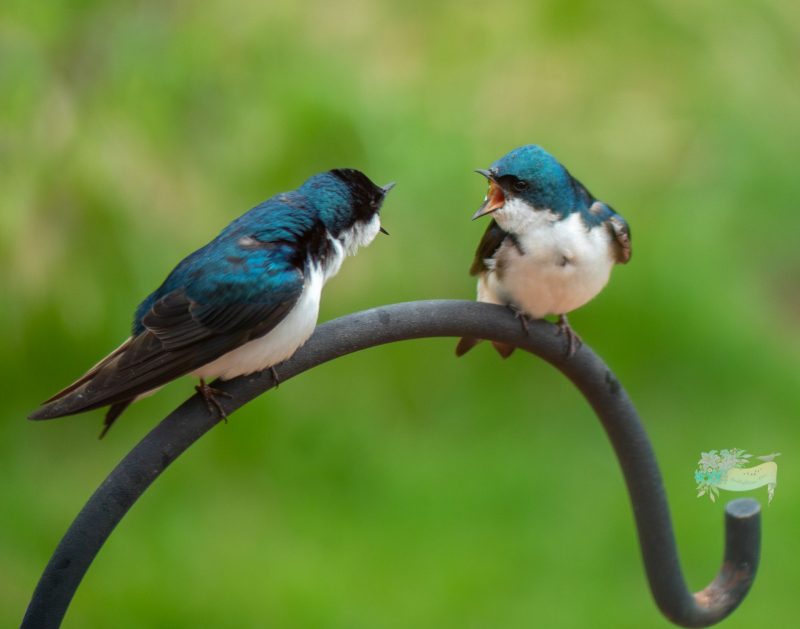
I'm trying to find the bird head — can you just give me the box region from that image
[301,169,393,248]
[472,145,589,221]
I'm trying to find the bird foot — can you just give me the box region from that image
[269,366,280,388]
[556,314,582,358]
[509,305,531,335]
[195,378,233,421]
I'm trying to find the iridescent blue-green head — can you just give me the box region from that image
[299,169,394,242]
[472,145,594,221]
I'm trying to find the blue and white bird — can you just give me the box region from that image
[29,168,393,436]
[456,145,631,358]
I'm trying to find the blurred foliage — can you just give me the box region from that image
[2,0,799,627]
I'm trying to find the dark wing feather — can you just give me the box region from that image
[587,201,632,265]
[29,274,303,420]
[607,215,632,264]
[469,219,515,276]
[141,289,294,351]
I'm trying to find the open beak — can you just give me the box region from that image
[471,170,505,220]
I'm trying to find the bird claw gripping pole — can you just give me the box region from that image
[22,301,761,628]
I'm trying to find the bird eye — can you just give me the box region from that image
[512,180,529,192]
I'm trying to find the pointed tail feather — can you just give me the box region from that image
[98,400,134,439]
[491,342,515,359]
[455,336,480,357]
[455,336,516,359]
[28,386,120,420]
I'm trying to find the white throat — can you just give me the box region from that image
[493,196,561,234]
[321,214,380,280]
[341,214,381,256]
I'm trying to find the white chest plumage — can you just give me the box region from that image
[477,201,615,319]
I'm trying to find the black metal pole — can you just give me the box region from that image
[22,300,760,628]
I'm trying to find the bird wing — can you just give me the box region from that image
[468,219,518,276]
[29,265,305,420]
[588,201,632,264]
[607,215,632,264]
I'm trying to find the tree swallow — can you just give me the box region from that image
[29,168,394,436]
[456,145,631,358]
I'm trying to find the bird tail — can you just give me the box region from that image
[455,337,515,359]
[491,342,516,358]
[455,336,479,357]
[28,337,134,421]
[98,400,135,439]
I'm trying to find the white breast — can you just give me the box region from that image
[478,202,615,318]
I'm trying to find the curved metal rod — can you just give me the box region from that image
[22,300,760,628]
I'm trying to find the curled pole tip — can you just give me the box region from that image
[680,498,761,626]
[22,300,762,628]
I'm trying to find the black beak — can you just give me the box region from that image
[379,183,394,234]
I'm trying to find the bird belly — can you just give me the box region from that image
[192,265,325,381]
[501,254,612,317]
[487,213,615,318]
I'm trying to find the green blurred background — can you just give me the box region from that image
[2,1,798,627]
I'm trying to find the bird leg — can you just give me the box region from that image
[269,366,280,388]
[509,304,531,334]
[556,314,582,358]
[195,378,233,421]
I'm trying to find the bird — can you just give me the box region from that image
[29,168,394,437]
[455,144,631,359]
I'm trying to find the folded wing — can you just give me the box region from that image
[29,268,304,420]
